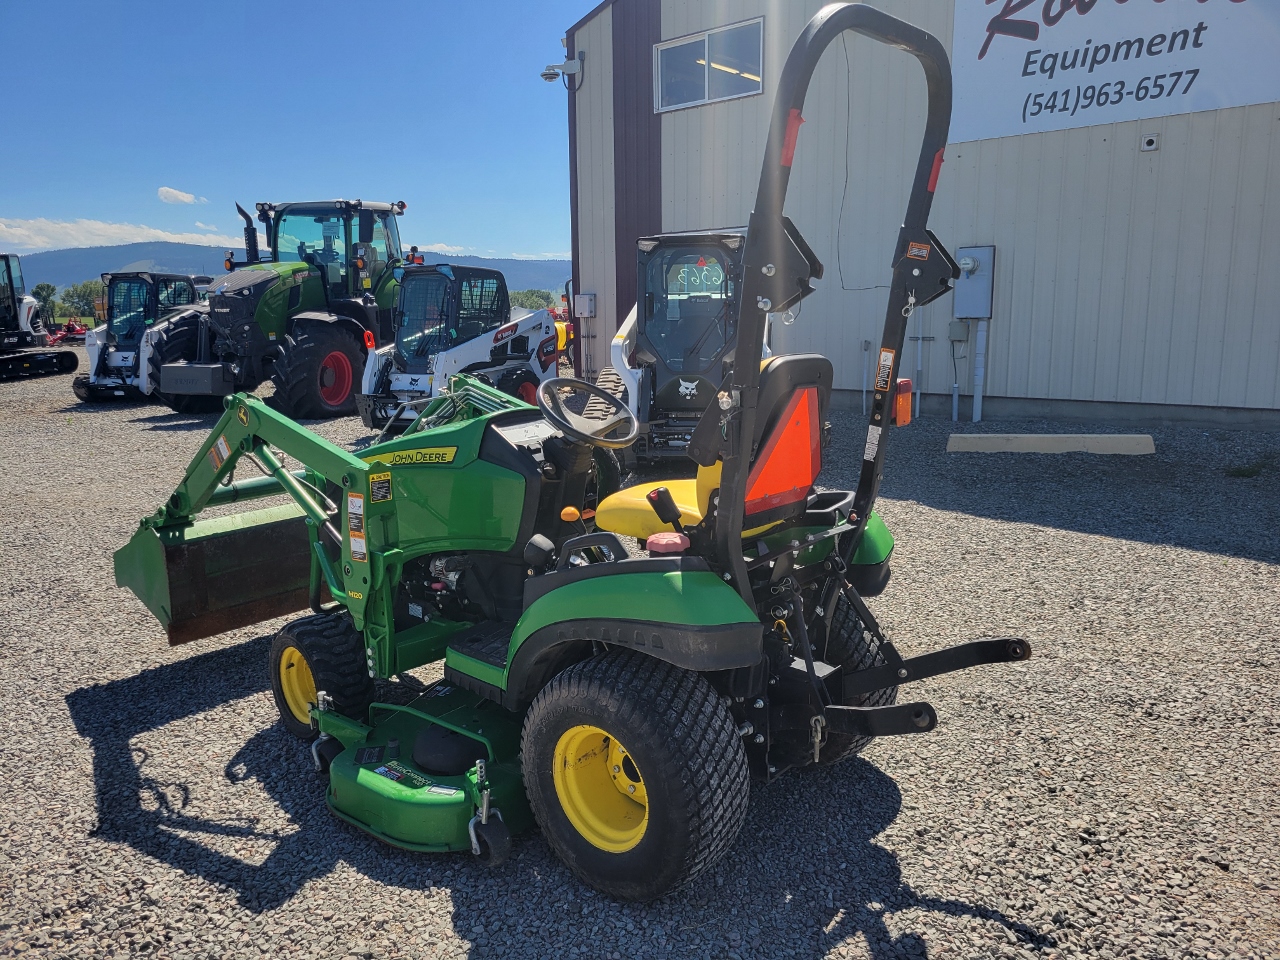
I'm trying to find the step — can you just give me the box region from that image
[446,621,514,669]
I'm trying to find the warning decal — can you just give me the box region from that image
[206,435,232,472]
[369,472,392,503]
[874,349,896,393]
[350,533,368,563]
[907,241,931,261]
[864,424,882,462]
[347,492,364,534]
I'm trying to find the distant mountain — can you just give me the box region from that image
[21,243,243,287]
[19,242,572,293]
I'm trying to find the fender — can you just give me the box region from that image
[500,568,763,709]
[289,311,370,358]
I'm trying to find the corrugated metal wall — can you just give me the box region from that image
[570,6,617,377]
[653,0,1280,411]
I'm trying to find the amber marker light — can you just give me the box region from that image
[560,506,582,522]
[892,378,913,427]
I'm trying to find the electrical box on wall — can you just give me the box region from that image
[574,294,596,319]
[953,245,995,320]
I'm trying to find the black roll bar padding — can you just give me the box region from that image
[713,4,955,605]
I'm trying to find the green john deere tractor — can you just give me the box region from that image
[114,5,1031,901]
[152,199,405,417]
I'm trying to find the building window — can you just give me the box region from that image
[654,19,763,113]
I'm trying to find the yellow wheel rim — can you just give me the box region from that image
[278,645,317,725]
[553,724,649,852]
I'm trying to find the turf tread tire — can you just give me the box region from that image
[271,321,363,419]
[816,589,899,764]
[149,313,226,414]
[269,612,375,741]
[521,650,749,901]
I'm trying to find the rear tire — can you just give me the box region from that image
[272,321,363,419]
[816,589,899,764]
[149,314,226,414]
[497,368,541,406]
[521,650,749,901]
[268,613,375,741]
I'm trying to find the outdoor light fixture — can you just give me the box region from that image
[542,51,586,89]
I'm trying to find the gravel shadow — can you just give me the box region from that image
[65,640,1053,957]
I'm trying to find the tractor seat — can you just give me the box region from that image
[596,354,833,541]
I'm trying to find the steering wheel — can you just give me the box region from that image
[536,377,638,450]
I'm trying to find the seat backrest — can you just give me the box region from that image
[692,354,832,523]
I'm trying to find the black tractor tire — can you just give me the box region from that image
[149,314,226,415]
[497,367,541,406]
[272,321,364,419]
[816,589,899,764]
[473,817,512,866]
[268,613,375,742]
[521,650,749,901]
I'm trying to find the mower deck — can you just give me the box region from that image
[320,683,531,853]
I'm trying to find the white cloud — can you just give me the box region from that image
[0,217,243,252]
[158,186,207,205]
[194,221,219,231]
[510,251,572,260]
[415,242,467,255]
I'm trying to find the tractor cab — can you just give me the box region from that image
[102,273,199,349]
[75,272,202,402]
[0,253,36,346]
[612,230,757,463]
[356,262,562,431]
[393,265,511,375]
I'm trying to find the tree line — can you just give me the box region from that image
[31,280,103,320]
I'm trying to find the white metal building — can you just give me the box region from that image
[560,0,1280,425]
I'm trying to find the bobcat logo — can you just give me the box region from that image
[408,377,421,388]
[678,379,699,399]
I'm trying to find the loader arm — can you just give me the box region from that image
[117,394,379,644]
[714,3,960,603]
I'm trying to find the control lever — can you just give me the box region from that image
[645,486,685,533]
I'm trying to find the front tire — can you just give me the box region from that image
[268,613,375,741]
[272,321,363,419]
[149,314,226,414]
[521,651,749,901]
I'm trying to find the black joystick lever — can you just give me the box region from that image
[646,487,685,533]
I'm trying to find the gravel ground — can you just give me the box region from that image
[1,353,1278,960]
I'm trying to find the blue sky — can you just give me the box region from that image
[0,0,586,259]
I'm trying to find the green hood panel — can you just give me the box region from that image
[513,569,759,646]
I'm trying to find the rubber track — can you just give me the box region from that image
[523,650,749,895]
[819,590,899,763]
[278,612,374,720]
[271,322,361,419]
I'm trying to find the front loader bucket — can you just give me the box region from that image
[114,503,314,645]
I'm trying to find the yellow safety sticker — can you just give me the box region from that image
[369,472,392,503]
[362,277,372,289]
[363,446,458,467]
[350,533,368,562]
[206,435,231,471]
[347,492,364,534]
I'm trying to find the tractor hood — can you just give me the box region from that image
[206,263,315,330]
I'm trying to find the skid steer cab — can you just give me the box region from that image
[356,261,562,433]
[150,199,406,418]
[0,252,79,381]
[611,229,778,464]
[114,4,1032,904]
[74,271,210,402]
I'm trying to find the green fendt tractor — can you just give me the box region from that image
[153,200,405,417]
[114,6,1031,901]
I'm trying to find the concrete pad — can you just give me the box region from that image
[947,433,1155,454]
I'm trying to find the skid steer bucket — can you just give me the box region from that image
[114,503,315,645]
